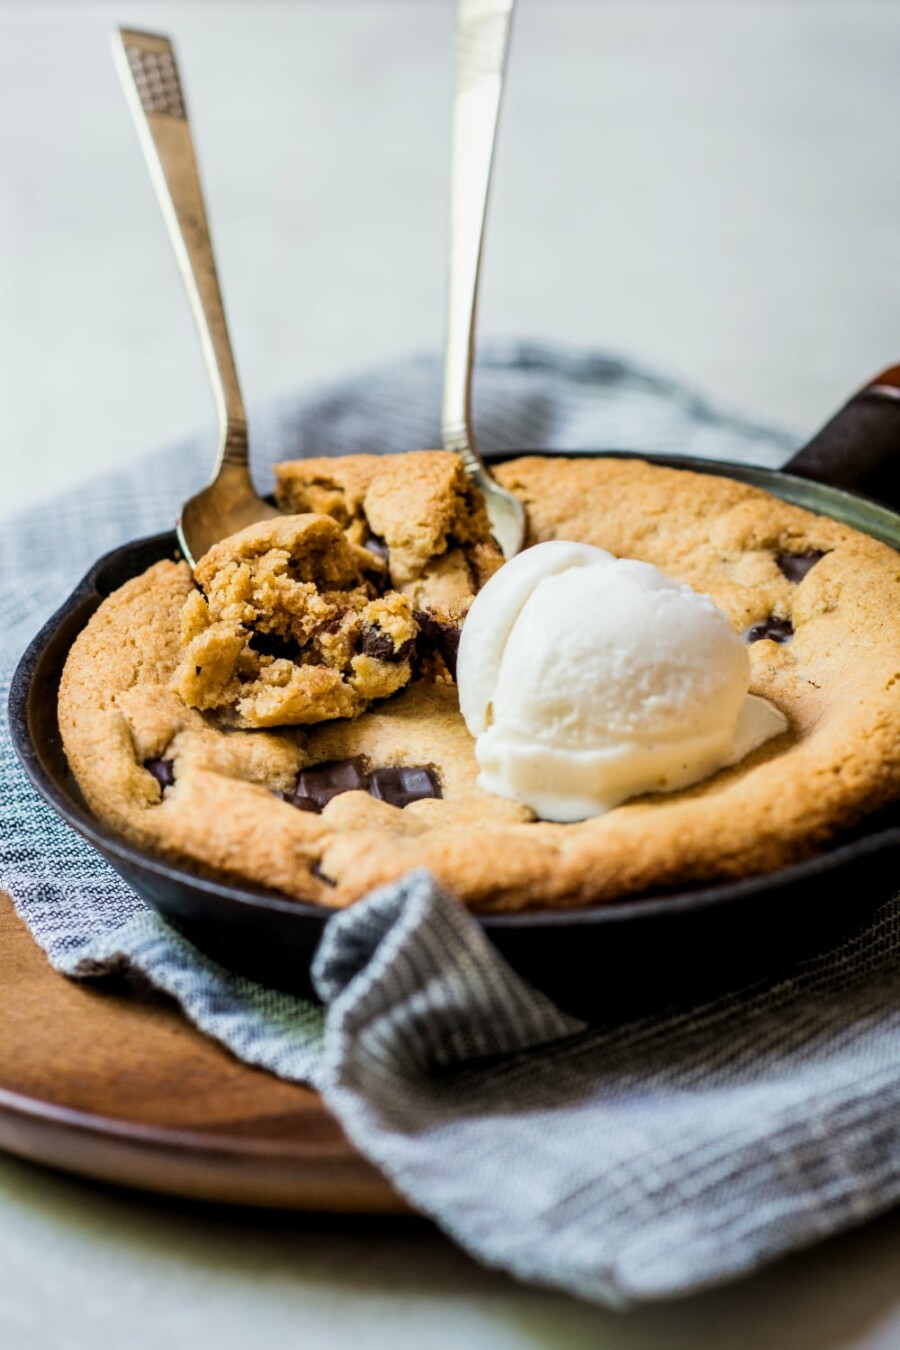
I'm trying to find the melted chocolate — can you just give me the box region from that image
[248,630,302,661]
[360,627,414,663]
[369,765,441,808]
[776,551,826,583]
[145,758,175,790]
[745,617,794,644]
[413,609,462,680]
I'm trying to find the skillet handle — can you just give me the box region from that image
[784,366,900,510]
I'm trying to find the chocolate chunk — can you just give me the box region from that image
[145,758,175,790]
[277,760,439,813]
[272,788,319,812]
[745,617,794,644]
[363,533,390,565]
[294,757,369,810]
[249,630,302,661]
[361,627,395,661]
[413,609,462,680]
[293,795,321,813]
[360,626,415,663]
[776,551,826,583]
[369,765,441,808]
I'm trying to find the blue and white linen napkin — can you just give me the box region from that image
[6,343,900,1307]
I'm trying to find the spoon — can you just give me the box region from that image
[442,0,525,559]
[111,28,278,569]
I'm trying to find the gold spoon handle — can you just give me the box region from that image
[111,28,248,471]
[442,0,515,472]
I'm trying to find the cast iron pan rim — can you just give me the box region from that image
[10,450,900,936]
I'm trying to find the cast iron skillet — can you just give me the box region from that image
[11,368,900,1019]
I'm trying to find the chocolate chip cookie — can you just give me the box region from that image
[58,453,900,913]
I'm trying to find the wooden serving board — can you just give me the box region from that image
[0,892,407,1212]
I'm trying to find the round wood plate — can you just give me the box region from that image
[0,892,408,1212]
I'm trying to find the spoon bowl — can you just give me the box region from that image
[177,465,279,569]
[470,468,526,558]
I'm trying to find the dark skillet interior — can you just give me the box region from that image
[11,450,900,1019]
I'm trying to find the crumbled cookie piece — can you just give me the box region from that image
[274,450,503,612]
[173,513,419,727]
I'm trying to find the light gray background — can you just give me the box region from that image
[6,1,900,1345]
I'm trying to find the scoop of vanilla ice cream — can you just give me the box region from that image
[457,541,787,822]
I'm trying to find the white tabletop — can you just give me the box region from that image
[5,2,900,1345]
